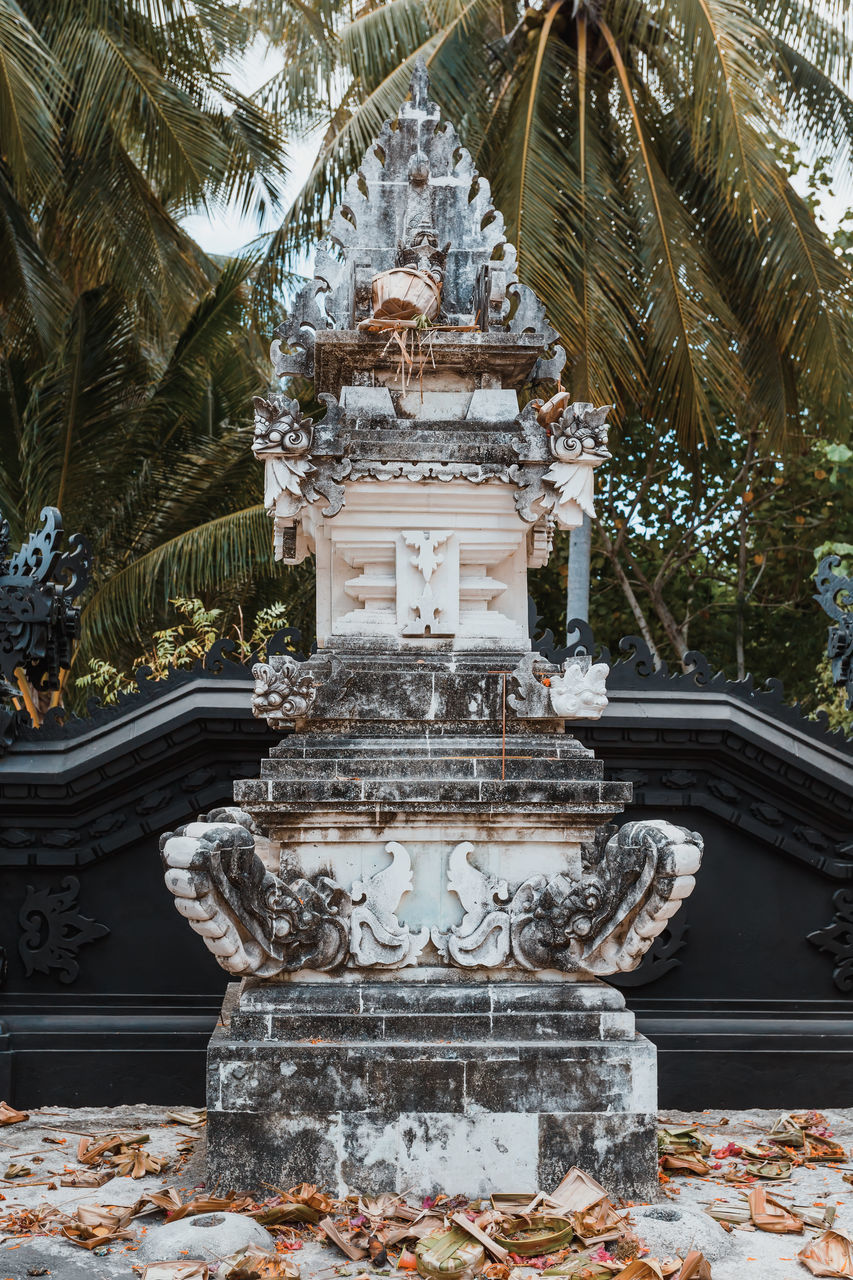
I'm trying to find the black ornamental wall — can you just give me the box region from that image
[1,629,851,1108]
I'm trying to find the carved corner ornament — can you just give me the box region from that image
[18,877,109,983]
[548,661,610,719]
[814,555,853,710]
[252,395,348,560]
[535,397,612,528]
[251,656,317,726]
[432,821,703,975]
[160,809,351,978]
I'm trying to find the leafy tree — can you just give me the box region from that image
[0,2,315,702]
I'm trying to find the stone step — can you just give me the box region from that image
[209,1034,657,1116]
[268,734,592,759]
[237,978,628,1013]
[228,1010,636,1043]
[258,753,604,782]
[236,776,630,808]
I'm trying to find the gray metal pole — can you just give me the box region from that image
[566,514,591,644]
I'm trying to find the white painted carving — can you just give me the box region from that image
[536,398,612,528]
[350,841,429,968]
[401,530,455,637]
[548,662,610,719]
[403,531,450,582]
[251,657,316,723]
[432,841,511,967]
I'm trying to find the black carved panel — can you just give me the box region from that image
[18,877,110,983]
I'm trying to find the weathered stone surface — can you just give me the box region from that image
[207,981,658,1197]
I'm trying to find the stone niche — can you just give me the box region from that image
[161,59,704,1199]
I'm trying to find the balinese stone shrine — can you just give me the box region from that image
[160,64,704,1197]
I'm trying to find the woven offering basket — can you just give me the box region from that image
[372,267,441,322]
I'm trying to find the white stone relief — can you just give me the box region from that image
[536,397,612,528]
[350,841,429,968]
[548,662,610,719]
[401,531,453,636]
[251,658,317,725]
[431,841,511,967]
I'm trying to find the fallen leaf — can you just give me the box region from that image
[799,1227,853,1277]
[748,1187,803,1234]
[0,1103,29,1126]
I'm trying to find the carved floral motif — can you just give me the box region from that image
[808,889,853,992]
[350,842,429,968]
[18,877,109,983]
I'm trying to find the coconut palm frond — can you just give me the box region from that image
[77,504,280,661]
[0,0,64,198]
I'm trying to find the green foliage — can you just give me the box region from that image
[0,3,315,701]
[75,596,299,705]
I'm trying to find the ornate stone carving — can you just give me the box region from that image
[160,809,350,977]
[535,398,612,526]
[808,889,853,992]
[350,842,429,968]
[401,531,453,637]
[511,821,703,975]
[18,877,109,983]
[347,461,510,485]
[432,841,511,967]
[548,662,610,719]
[251,657,316,725]
[252,396,318,560]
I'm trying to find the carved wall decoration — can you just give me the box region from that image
[432,841,511,967]
[18,877,109,983]
[548,662,609,719]
[511,821,703,975]
[808,890,853,992]
[160,809,350,978]
[251,657,317,725]
[350,842,429,968]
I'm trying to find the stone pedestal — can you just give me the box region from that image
[161,61,704,1202]
[208,974,658,1198]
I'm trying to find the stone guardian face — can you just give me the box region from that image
[159,59,704,1200]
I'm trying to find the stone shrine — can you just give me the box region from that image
[161,64,703,1198]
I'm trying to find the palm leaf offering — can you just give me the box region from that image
[494,1215,574,1254]
[414,1226,486,1277]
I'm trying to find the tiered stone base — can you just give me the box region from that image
[207,973,659,1198]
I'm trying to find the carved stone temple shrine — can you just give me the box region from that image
[161,63,703,1198]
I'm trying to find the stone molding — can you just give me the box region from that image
[160,814,702,978]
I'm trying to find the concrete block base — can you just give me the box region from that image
[207,975,659,1199]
